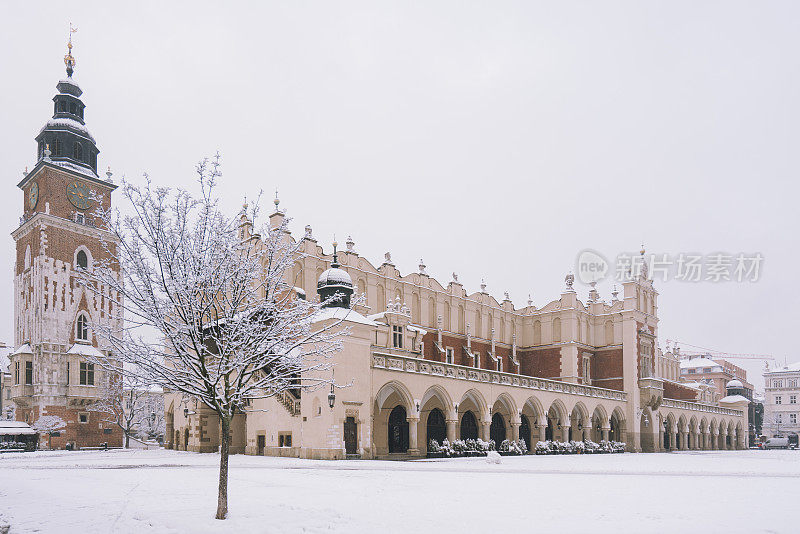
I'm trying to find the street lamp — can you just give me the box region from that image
[328,383,335,409]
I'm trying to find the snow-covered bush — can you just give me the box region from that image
[583,439,600,454]
[428,439,441,453]
[535,441,550,455]
[517,439,528,455]
[572,441,585,454]
[499,439,511,452]
[0,441,27,450]
[452,439,467,454]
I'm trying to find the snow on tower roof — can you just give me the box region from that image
[11,343,33,356]
[67,343,105,359]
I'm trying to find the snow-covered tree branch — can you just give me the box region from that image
[81,155,349,520]
[33,415,66,450]
[89,371,164,448]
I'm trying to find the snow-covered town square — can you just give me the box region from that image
[1,449,797,533]
[2,2,800,533]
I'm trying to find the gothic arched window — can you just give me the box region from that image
[76,313,89,342]
[76,250,88,270]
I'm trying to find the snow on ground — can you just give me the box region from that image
[1,449,798,533]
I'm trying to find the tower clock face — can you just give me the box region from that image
[28,182,39,210]
[66,180,94,211]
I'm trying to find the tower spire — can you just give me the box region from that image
[64,23,78,77]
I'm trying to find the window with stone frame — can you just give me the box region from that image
[790,395,797,405]
[776,396,782,405]
[14,361,19,384]
[445,347,453,365]
[25,361,32,385]
[76,313,89,341]
[79,362,94,386]
[791,414,797,425]
[775,380,783,388]
[639,335,654,378]
[392,325,403,349]
[76,250,88,270]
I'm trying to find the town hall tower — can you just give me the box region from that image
[8,40,122,448]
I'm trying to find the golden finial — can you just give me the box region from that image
[640,243,646,255]
[64,23,78,77]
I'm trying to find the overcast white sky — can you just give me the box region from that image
[2,2,798,391]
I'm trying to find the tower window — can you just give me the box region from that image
[76,250,88,270]
[25,361,33,385]
[60,101,67,112]
[76,313,89,341]
[79,362,94,386]
[73,142,83,161]
[70,102,77,115]
[53,139,62,156]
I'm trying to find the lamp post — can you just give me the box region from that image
[328,383,335,409]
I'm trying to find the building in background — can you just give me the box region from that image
[7,43,122,449]
[164,210,749,458]
[0,343,13,419]
[762,363,800,442]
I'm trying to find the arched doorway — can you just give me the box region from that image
[610,414,621,442]
[519,414,531,450]
[388,405,409,453]
[545,417,554,441]
[490,413,506,444]
[460,410,478,440]
[640,411,654,452]
[427,408,446,449]
[663,421,670,450]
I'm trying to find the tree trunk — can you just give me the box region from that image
[125,432,130,449]
[216,415,231,520]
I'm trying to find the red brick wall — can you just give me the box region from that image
[592,348,624,391]
[423,332,530,374]
[518,348,562,380]
[663,381,697,401]
[17,404,123,449]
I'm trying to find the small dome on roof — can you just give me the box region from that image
[317,242,353,309]
[317,267,352,288]
[726,379,743,389]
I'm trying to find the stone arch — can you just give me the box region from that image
[420,385,454,420]
[639,405,656,452]
[709,418,719,450]
[726,420,735,450]
[493,392,517,419]
[373,381,414,456]
[699,417,709,450]
[591,404,609,442]
[547,399,569,442]
[735,421,744,450]
[459,389,488,441]
[569,401,590,441]
[610,406,627,444]
[689,416,699,450]
[520,396,544,448]
[677,414,688,450]
[663,413,677,450]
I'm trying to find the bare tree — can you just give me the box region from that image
[90,371,164,448]
[83,156,346,520]
[32,415,66,449]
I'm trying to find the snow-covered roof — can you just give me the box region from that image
[767,361,800,373]
[407,325,428,336]
[11,343,33,356]
[727,379,744,388]
[0,344,12,372]
[680,381,713,391]
[67,343,105,359]
[313,307,377,326]
[0,421,36,436]
[51,160,99,179]
[719,395,750,404]
[40,117,96,143]
[679,357,721,370]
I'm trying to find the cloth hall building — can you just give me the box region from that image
[165,206,749,458]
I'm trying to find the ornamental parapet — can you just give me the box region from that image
[372,352,627,402]
[661,398,743,417]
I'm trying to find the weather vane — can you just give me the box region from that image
[64,23,78,77]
